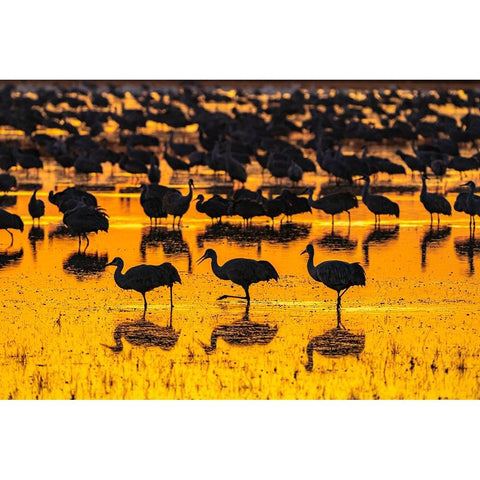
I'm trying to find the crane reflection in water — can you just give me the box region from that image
[198,304,278,354]
[102,309,179,353]
[420,225,451,269]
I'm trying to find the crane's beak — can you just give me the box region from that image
[196,253,207,264]
[460,183,469,186]
[105,261,115,267]
[300,248,307,255]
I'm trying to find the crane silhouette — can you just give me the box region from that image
[460,180,480,230]
[0,208,24,246]
[197,248,279,304]
[307,187,358,227]
[361,175,399,224]
[28,187,45,226]
[62,201,109,251]
[301,243,365,320]
[162,178,194,227]
[420,173,451,225]
[106,257,181,317]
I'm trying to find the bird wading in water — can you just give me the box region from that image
[301,244,365,328]
[197,248,279,304]
[106,257,181,318]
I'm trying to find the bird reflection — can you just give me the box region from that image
[454,235,480,275]
[305,327,366,372]
[0,248,23,270]
[362,225,400,265]
[28,226,44,261]
[48,224,73,240]
[315,227,357,252]
[199,304,278,354]
[140,226,192,273]
[63,251,109,280]
[102,310,179,353]
[196,222,311,249]
[420,225,451,269]
[0,195,17,208]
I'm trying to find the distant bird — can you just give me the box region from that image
[307,187,358,226]
[74,155,103,176]
[287,160,303,184]
[460,180,480,229]
[0,173,17,193]
[195,194,230,223]
[361,175,399,224]
[230,193,265,226]
[419,173,451,225]
[163,142,191,172]
[48,187,98,214]
[106,257,181,316]
[147,157,160,184]
[197,248,279,304]
[301,243,365,316]
[63,201,109,251]
[162,178,194,227]
[0,208,24,245]
[168,131,196,157]
[28,187,45,225]
[278,189,312,222]
[395,149,425,176]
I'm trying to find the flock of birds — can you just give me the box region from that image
[2,83,480,332]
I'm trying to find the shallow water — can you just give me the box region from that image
[1,159,480,399]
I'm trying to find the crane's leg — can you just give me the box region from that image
[142,293,147,320]
[338,287,350,299]
[217,285,250,303]
[430,213,433,226]
[168,306,173,328]
[347,210,351,225]
[437,214,440,226]
[170,285,174,308]
[83,233,90,252]
[6,229,13,247]
[78,235,82,252]
[331,215,334,230]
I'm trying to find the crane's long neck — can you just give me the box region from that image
[196,197,204,212]
[112,261,127,289]
[420,177,427,200]
[306,250,318,281]
[208,252,228,280]
[362,179,370,202]
[185,183,193,202]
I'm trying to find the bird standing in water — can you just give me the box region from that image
[197,248,279,304]
[301,244,365,327]
[28,187,45,226]
[106,257,181,317]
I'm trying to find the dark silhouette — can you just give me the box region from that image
[305,327,365,371]
[420,174,451,225]
[102,311,179,353]
[197,248,279,304]
[106,257,181,316]
[362,225,400,265]
[361,175,399,224]
[162,179,194,227]
[420,226,451,269]
[307,187,358,226]
[28,187,45,226]
[199,304,278,354]
[63,251,109,280]
[301,243,365,317]
[0,208,24,246]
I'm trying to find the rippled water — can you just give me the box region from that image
[1,158,479,399]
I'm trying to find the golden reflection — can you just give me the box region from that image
[103,311,179,353]
[199,304,278,354]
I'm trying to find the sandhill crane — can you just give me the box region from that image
[195,194,231,223]
[361,175,399,224]
[301,243,365,321]
[28,187,45,225]
[419,173,451,225]
[162,178,194,227]
[0,208,23,246]
[307,187,358,227]
[197,248,279,304]
[461,180,480,230]
[48,187,98,214]
[168,131,196,157]
[62,201,109,251]
[106,257,181,317]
